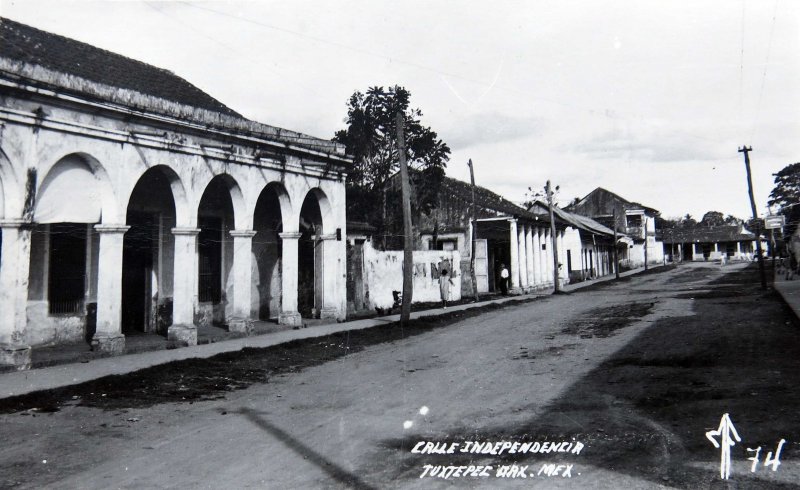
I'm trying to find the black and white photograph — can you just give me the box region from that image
[0,1,798,488]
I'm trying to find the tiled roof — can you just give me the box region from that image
[0,17,240,116]
[661,225,757,244]
[439,176,541,221]
[529,200,616,236]
[0,17,347,156]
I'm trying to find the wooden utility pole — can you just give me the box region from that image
[467,159,479,302]
[545,180,561,293]
[397,111,414,323]
[613,207,620,279]
[739,145,767,289]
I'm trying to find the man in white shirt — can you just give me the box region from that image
[499,263,509,295]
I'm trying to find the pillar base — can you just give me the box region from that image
[278,311,302,327]
[320,307,339,320]
[91,333,125,355]
[228,317,253,335]
[167,324,197,347]
[0,343,32,370]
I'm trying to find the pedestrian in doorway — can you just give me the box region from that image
[499,263,509,295]
[439,269,454,308]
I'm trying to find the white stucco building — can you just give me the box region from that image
[0,18,350,368]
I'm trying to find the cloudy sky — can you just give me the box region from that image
[3,0,798,219]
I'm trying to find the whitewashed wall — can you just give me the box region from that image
[362,244,462,309]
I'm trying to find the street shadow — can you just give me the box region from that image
[380,266,800,488]
[236,407,377,490]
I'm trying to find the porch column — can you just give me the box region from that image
[229,229,257,333]
[92,224,130,355]
[279,232,302,326]
[736,241,742,257]
[508,219,520,292]
[0,220,32,369]
[544,228,552,284]
[525,226,535,287]
[319,234,341,320]
[169,227,199,346]
[517,223,528,290]
[558,231,566,281]
[535,228,544,285]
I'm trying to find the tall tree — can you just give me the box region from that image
[769,162,800,236]
[700,211,726,227]
[333,86,450,247]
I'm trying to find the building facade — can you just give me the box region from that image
[408,176,571,295]
[568,187,665,268]
[661,225,764,262]
[0,18,349,368]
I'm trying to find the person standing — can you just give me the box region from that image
[499,263,509,295]
[439,269,454,308]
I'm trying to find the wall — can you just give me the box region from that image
[359,241,461,310]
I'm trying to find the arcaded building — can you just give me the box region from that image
[0,18,349,368]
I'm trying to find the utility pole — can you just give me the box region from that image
[467,159,479,302]
[546,180,561,293]
[397,111,414,323]
[739,146,767,289]
[613,207,620,279]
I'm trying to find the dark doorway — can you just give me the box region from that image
[122,168,177,335]
[121,212,155,334]
[253,185,284,320]
[298,193,323,318]
[197,176,236,326]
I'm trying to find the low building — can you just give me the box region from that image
[568,187,665,268]
[0,18,350,368]
[661,225,764,262]
[528,201,622,282]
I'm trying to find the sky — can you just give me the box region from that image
[2,0,798,220]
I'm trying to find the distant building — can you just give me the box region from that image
[410,176,571,295]
[0,18,350,368]
[568,187,665,268]
[661,225,764,262]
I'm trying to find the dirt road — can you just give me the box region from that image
[1,263,798,489]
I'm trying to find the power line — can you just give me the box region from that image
[175,1,652,123]
[750,0,781,142]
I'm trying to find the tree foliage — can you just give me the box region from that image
[333,86,449,207]
[333,86,450,246]
[699,211,725,227]
[769,163,800,236]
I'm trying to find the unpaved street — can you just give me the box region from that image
[2,263,799,489]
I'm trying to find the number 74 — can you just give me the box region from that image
[747,439,786,473]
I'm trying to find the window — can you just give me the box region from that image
[49,223,86,314]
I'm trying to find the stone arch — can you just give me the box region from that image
[251,182,291,320]
[196,173,246,231]
[297,187,334,318]
[301,187,333,235]
[123,165,190,229]
[0,146,20,219]
[253,182,292,231]
[196,174,244,325]
[121,166,184,334]
[35,152,119,224]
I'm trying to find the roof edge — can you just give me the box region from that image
[0,57,348,157]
